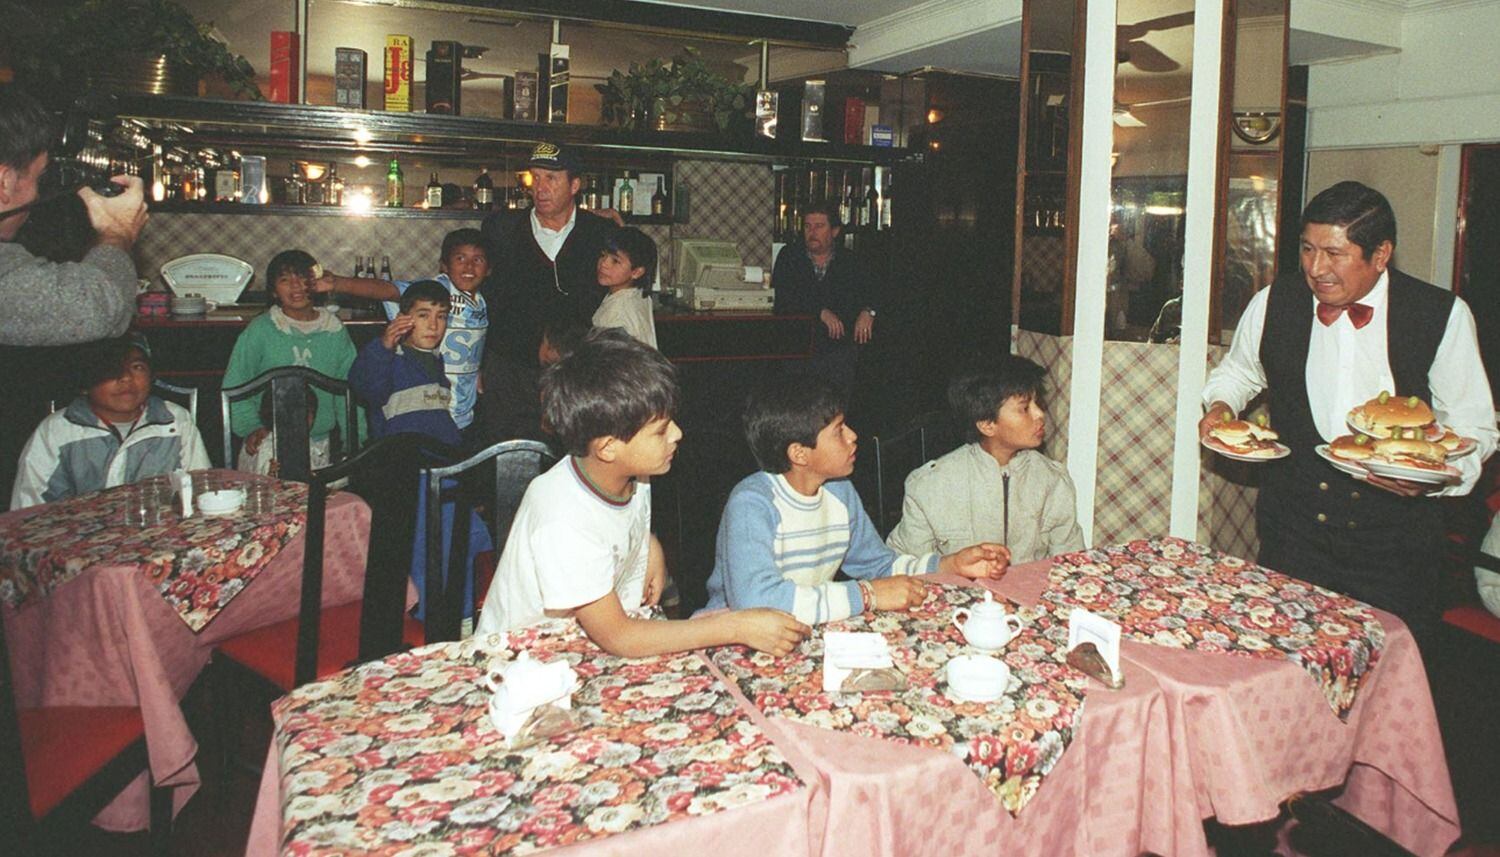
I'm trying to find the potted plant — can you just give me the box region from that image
[597,47,752,136]
[1,0,261,103]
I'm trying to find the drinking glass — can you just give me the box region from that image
[122,483,165,528]
[244,480,276,516]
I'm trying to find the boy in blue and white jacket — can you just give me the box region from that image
[700,376,1009,626]
[12,336,209,509]
[349,280,490,620]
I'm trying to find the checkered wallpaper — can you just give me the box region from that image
[1012,332,1261,559]
[134,158,774,294]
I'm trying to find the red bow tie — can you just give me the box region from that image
[1316,301,1374,329]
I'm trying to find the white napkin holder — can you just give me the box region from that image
[487,653,579,739]
[822,631,892,692]
[173,469,193,517]
[1067,608,1122,678]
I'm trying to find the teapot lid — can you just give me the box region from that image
[971,590,1004,614]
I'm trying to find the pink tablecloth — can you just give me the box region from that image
[1,491,371,831]
[1004,559,1460,856]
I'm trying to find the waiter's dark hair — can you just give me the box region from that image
[1300,181,1397,260]
[743,374,845,473]
[541,327,678,457]
[802,200,842,229]
[948,355,1046,443]
[0,86,56,170]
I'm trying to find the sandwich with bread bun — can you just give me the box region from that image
[1327,433,1376,462]
[1206,412,1283,458]
[1369,430,1451,472]
[1347,390,1436,439]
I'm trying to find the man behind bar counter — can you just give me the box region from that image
[477,142,620,441]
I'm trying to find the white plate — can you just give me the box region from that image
[1201,436,1290,462]
[1314,444,1370,481]
[1443,434,1479,459]
[1361,458,1461,485]
[197,488,246,515]
[945,654,1011,703]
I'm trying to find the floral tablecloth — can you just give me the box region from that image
[1044,537,1385,718]
[270,619,805,856]
[711,581,1089,815]
[0,478,307,632]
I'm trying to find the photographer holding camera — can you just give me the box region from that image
[0,86,148,347]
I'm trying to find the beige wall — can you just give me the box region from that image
[1305,146,1438,278]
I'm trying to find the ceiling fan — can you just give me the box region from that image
[1116,11,1193,73]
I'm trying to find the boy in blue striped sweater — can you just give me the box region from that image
[701,376,1010,625]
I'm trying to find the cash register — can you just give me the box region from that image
[672,239,775,311]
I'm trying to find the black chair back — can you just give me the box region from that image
[421,439,557,641]
[658,427,758,614]
[220,366,359,483]
[293,433,458,686]
[869,409,960,536]
[151,379,199,425]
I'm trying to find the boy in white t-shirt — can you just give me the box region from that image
[591,228,657,348]
[475,328,809,657]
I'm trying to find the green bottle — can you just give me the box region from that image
[386,157,404,207]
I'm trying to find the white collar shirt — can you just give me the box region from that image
[1202,270,1498,495]
[530,206,577,261]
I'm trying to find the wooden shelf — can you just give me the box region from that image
[147,201,489,219]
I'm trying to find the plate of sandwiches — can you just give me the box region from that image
[1345,391,1478,458]
[1322,431,1461,485]
[1202,415,1289,461]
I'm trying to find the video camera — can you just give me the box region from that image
[41,94,126,199]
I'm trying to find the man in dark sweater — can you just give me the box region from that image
[476,142,618,440]
[771,201,879,398]
[1199,181,1496,641]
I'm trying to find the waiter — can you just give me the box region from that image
[1200,181,1496,639]
[477,142,617,439]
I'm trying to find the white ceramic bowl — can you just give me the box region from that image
[197,488,246,516]
[946,654,1012,703]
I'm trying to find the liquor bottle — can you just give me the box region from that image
[326,163,344,206]
[283,161,304,205]
[425,172,442,208]
[352,255,367,278]
[651,177,667,216]
[386,157,404,207]
[473,168,494,210]
[362,255,377,278]
[838,180,852,227]
[617,173,634,216]
[214,160,239,203]
[879,169,892,230]
[595,173,611,209]
[582,175,597,211]
[863,168,878,230]
[379,256,392,280]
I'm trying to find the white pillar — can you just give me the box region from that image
[1168,0,1227,539]
[1066,0,1119,542]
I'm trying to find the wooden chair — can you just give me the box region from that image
[219,367,360,483]
[868,409,960,537]
[421,439,557,641]
[0,621,171,855]
[213,432,458,692]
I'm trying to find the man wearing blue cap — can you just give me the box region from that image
[477,142,621,441]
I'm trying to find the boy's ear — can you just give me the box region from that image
[786,441,810,467]
[975,419,1000,439]
[592,435,620,463]
[630,265,646,283]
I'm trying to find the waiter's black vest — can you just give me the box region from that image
[1258,268,1454,523]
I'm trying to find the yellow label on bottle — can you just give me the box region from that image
[384,35,412,112]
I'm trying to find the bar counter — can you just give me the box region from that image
[132,304,813,377]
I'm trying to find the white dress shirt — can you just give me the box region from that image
[1202,271,1498,495]
[530,206,577,261]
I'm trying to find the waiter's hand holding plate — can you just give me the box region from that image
[1200,409,1290,462]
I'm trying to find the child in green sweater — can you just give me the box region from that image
[222,250,359,458]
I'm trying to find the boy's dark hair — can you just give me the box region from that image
[541,327,678,457]
[1300,181,1397,260]
[601,228,657,292]
[743,373,845,474]
[265,249,317,304]
[440,228,487,265]
[257,386,318,427]
[78,335,152,390]
[802,199,842,230]
[399,279,452,314]
[948,355,1046,442]
[541,311,589,360]
[0,87,55,171]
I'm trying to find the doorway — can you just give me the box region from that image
[1456,143,1500,399]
